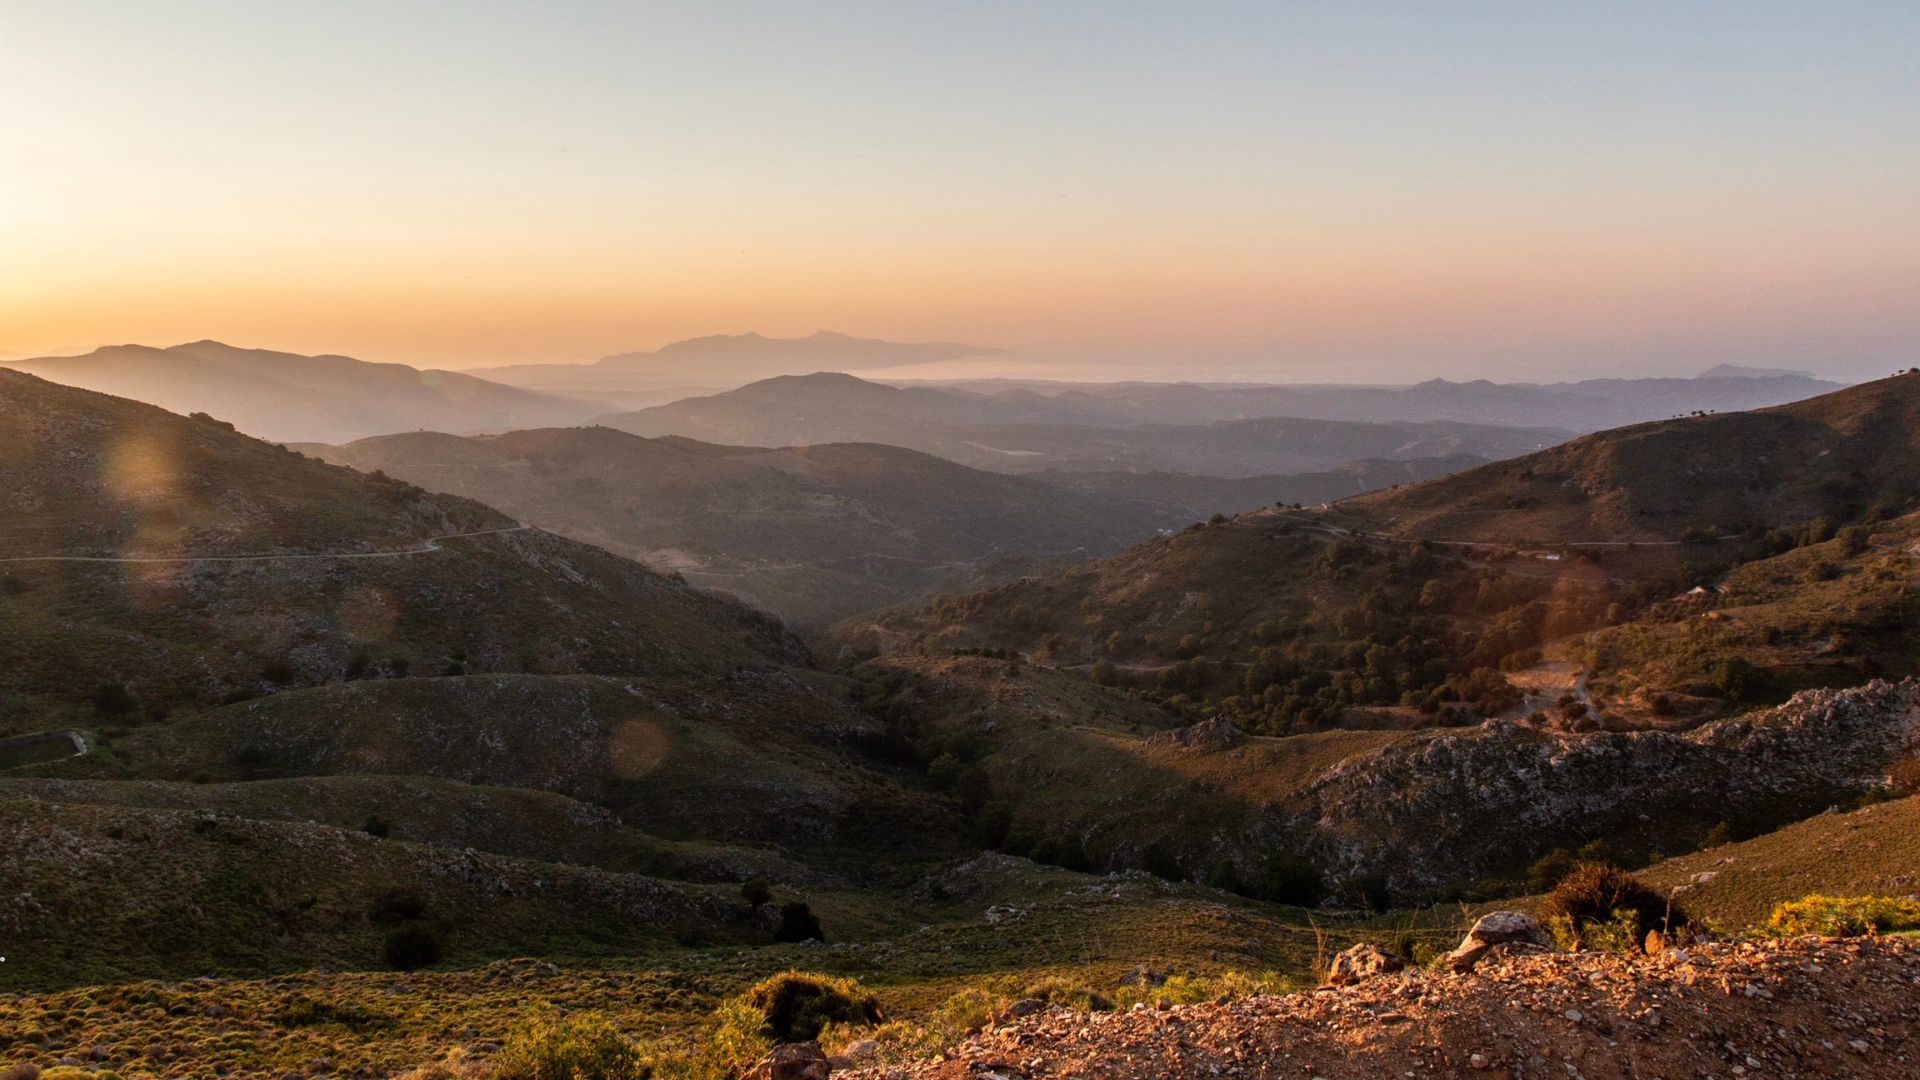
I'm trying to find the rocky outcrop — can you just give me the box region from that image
[1324,942,1406,986]
[744,1041,830,1080]
[1445,911,1552,972]
[1288,679,1920,896]
[1147,718,1245,750]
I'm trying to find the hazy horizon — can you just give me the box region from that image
[4,2,1917,383]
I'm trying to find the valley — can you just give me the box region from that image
[4,361,1918,1079]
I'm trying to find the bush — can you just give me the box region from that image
[493,1014,645,1079]
[774,901,824,943]
[740,877,773,907]
[742,971,881,1043]
[1764,895,1920,937]
[1544,864,1682,949]
[382,923,444,971]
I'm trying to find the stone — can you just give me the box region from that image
[1004,998,1048,1018]
[1446,911,1552,972]
[743,1041,831,1080]
[1324,942,1407,986]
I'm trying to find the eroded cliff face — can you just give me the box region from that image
[1290,679,1920,894]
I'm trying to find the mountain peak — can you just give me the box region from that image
[1699,363,1817,380]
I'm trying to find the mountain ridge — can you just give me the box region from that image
[3,340,600,443]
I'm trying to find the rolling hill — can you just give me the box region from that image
[0,368,975,989]
[3,340,601,443]
[0,369,817,733]
[1329,370,1920,544]
[600,372,1569,477]
[851,373,1920,734]
[298,426,1183,623]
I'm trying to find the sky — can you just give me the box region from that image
[2,1,1917,382]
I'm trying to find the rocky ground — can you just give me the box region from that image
[844,936,1920,1079]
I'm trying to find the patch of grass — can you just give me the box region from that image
[1763,895,1920,938]
[494,1014,646,1080]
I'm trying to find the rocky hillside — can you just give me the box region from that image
[851,937,1920,1079]
[854,655,1919,901]
[0,371,803,733]
[1291,678,1920,895]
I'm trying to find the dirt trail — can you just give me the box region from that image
[849,937,1920,1080]
[0,525,528,566]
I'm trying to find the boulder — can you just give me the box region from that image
[1324,942,1407,986]
[744,1041,831,1080]
[1446,911,1551,972]
[1147,717,1245,750]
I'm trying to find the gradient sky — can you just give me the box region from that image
[2,1,1916,381]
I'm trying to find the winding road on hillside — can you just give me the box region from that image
[0,525,529,565]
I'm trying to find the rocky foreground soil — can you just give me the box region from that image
[847,937,1920,1079]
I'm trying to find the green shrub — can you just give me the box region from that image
[742,971,881,1043]
[1116,969,1289,1009]
[493,1014,645,1079]
[1544,864,1682,949]
[1763,895,1920,937]
[382,923,444,971]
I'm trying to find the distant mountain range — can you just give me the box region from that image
[470,330,1003,401]
[600,372,1571,477]
[3,341,601,443]
[909,367,1849,433]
